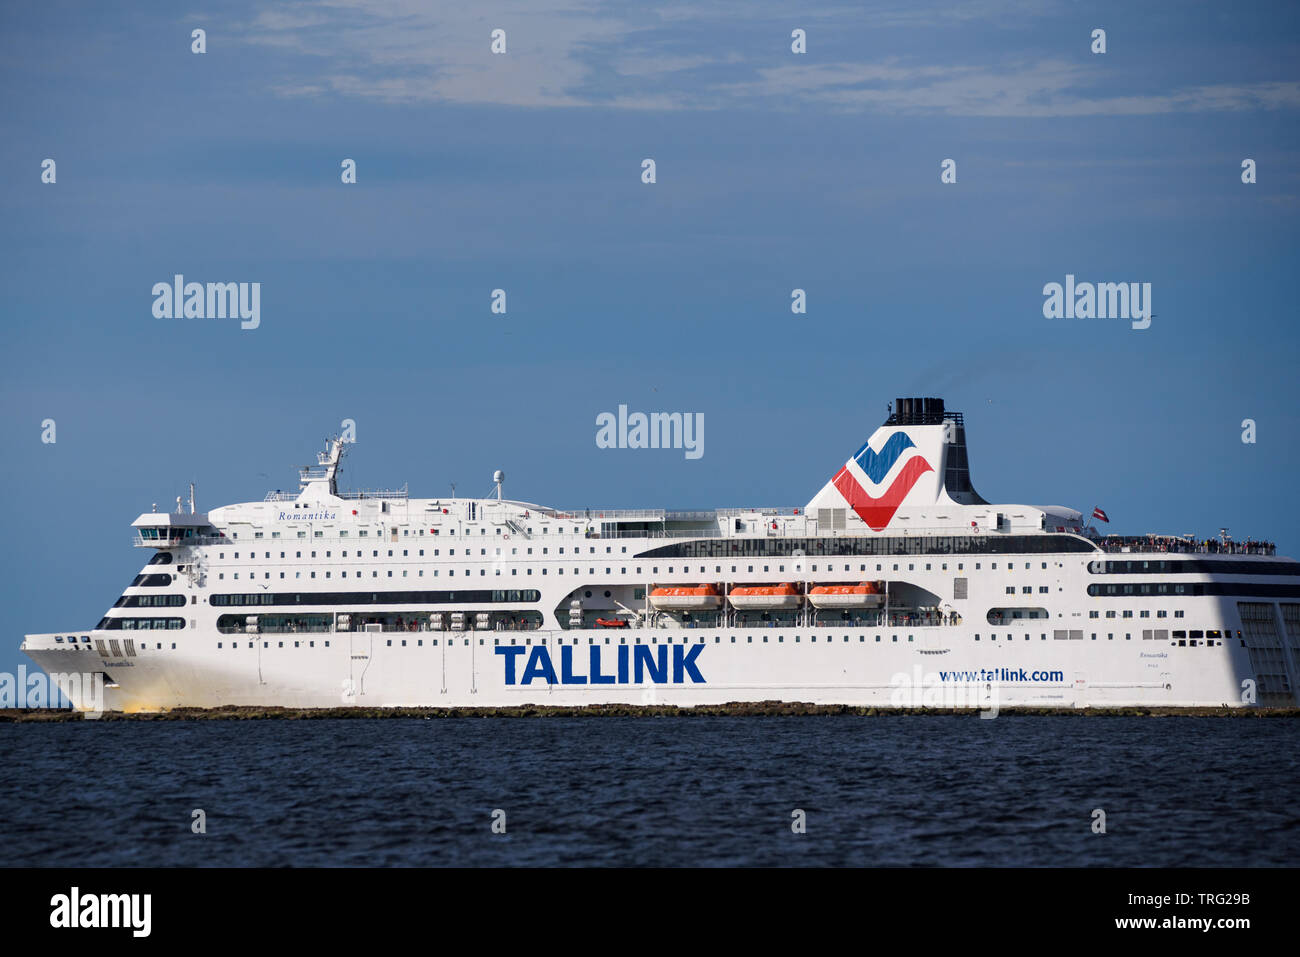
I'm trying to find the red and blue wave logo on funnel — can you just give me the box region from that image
[831,432,933,531]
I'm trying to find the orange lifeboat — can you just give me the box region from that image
[808,582,884,609]
[728,583,802,610]
[649,585,722,611]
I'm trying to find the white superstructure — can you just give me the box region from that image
[22,398,1300,711]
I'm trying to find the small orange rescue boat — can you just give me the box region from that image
[727,583,802,610]
[807,582,884,609]
[649,585,722,611]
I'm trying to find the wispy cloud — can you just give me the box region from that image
[236,0,1300,116]
[725,60,1300,116]
[245,0,620,108]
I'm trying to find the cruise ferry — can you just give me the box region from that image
[22,397,1300,712]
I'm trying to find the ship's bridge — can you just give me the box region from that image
[131,512,213,547]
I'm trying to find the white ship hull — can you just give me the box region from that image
[18,609,1276,711]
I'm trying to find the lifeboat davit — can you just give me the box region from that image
[649,585,722,611]
[728,583,802,610]
[808,582,884,609]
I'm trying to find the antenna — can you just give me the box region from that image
[300,436,347,495]
[493,470,505,500]
[450,482,457,498]
[189,482,196,515]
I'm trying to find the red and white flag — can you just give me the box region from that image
[1092,506,1109,523]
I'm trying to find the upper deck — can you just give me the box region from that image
[126,401,1280,559]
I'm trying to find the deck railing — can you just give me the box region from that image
[1095,537,1276,556]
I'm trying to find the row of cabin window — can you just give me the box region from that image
[238,527,609,539]
[211,553,1056,572]
[975,632,1229,644]
[216,568,635,580]
[217,634,982,648]
[1089,609,1185,619]
[209,632,1234,649]
[1090,559,1300,576]
[208,560,1062,580]
[215,545,631,560]
[102,618,186,630]
[74,630,1238,651]
[115,594,189,607]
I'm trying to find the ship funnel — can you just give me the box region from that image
[891,397,946,425]
[805,397,985,530]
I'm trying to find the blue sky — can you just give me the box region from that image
[1,1,1298,677]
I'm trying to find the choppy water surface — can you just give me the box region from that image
[0,716,1295,866]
